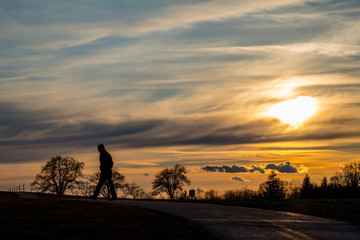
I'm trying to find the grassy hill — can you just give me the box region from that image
[0,192,217,240]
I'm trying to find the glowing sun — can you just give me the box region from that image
[267,96,317,126]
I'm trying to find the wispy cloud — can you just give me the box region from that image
[122,0,309,36]
[0,0,310,50]
[179,43,360,58]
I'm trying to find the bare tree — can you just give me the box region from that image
[152,164,191,200]
[88,168,125,199]
[196,188,205,199]
[204,189,218,200]
[77,180,93,197]
[341,161,360,190]
[328,162,360,190]
[224,188,257,201]
[330,171,344,188]
[125,182,146,199]
[31,156,84,195]
[120,183,131,198]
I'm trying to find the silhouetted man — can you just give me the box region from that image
[91,144,117,200]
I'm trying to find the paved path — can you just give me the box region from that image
[113,200,360,240]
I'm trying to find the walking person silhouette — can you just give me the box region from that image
[91,144,117,200]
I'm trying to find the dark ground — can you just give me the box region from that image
[0,192,218,240]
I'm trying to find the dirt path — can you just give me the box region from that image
[113,200,360,240]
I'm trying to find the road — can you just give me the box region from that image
[112,200,360,240]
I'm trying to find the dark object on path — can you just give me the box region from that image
[189,189,196,199]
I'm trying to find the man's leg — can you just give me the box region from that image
[107,178,117,200]
[104,171,117,200]
[92,172,107,199]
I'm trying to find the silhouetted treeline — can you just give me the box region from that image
[31,156,360,200]
[293,161,360,199]
[189,161,360,201]
[206,161,360,201]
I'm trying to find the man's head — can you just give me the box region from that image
[98,144,105,152]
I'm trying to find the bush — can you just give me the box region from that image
[224,188,257,201]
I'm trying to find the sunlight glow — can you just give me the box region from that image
[267,96,317,126]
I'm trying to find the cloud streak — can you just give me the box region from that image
[265,162,298,173]
[178,43,360,58]
[0,0,310,50]
[232,177,249,182]
[201,162,300,174]
[1,99,360,165]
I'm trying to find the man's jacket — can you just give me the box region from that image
[99,150,113,171]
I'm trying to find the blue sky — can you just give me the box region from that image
[1,0,360,191]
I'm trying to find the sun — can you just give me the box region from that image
[267,96,317,126]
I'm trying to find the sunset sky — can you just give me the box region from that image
[1,0,360,193]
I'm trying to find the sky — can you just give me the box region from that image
[1,0,360,193]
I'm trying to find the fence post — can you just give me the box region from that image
[6,185,26,192]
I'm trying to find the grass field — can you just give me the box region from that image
[0,192,217,240]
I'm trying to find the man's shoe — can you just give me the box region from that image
[109,197,117,201]
[90,195,97,200]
